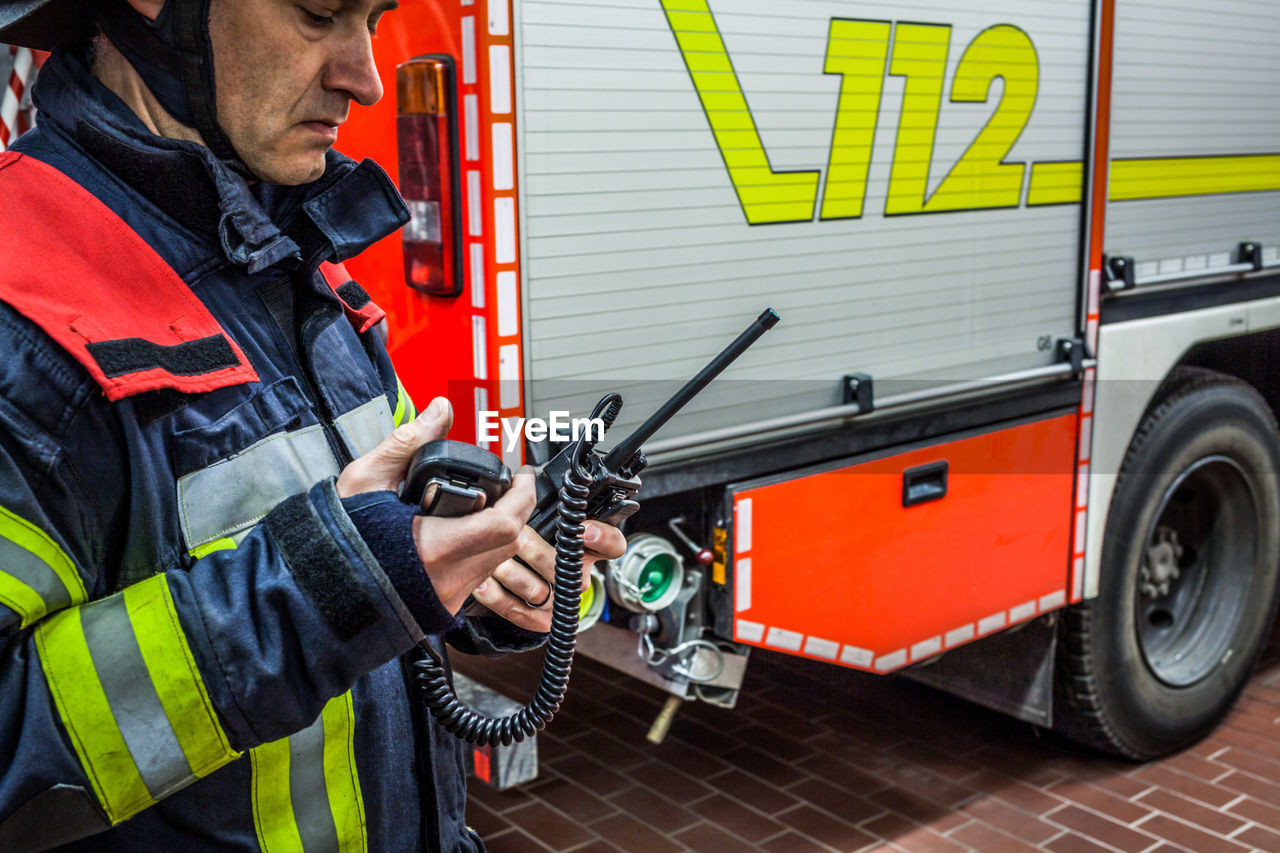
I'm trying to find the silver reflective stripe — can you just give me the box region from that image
[0,535,71,616]
[80,595,194,799]
[333,397,394,461]
[290,716,339,853]
[177,425,339,551]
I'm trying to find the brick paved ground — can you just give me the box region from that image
[459,622,1280,852]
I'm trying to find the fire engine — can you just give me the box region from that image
[11,0,1280,766]
[343,0,1280,764]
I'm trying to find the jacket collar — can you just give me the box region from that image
[30,46,408,275]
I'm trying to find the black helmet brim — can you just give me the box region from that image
[0,1,97,50]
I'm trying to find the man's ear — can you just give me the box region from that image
[125,0,166,20]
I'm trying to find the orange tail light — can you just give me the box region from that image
[396,56,462,296]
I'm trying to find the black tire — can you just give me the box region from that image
[1058,370,1280,759]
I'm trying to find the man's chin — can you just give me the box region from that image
[246,150,330,186]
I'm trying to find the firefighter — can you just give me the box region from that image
[0,1,625,850]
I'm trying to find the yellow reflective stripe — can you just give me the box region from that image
[36,575,239,823]
[190,537,238,560]
[124,577,238,778]
[0,504,87,627]
[252,737,305,853]
[0,505,86,602]
[252,692,367,853]
[393,376,416,428]
[323,692,368,853]
[34,605,153,822]
[1111,154,1280,201]
[1026,154,1280,207]
[1027,161,1084,206]
[0,569,45,627]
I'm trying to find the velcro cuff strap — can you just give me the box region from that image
[262,490,381,643]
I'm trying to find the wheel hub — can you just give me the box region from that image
[1135,456,1257,688]
[1141,525,1183,598]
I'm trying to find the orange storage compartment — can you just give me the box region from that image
[728,413,1078,672]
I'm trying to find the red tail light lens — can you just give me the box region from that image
[396,57,462,297]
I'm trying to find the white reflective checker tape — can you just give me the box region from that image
[494,197,516,264]
[1010,600,1037,623]
[945,624,975,647]
[488,0,509,36]
[736,620,765,644]
[735,499,752,553]
[1,49,30,149]
[1072,557,1085,600]
[765,627,803,652]
[497,271,518,337]
[803,636,839,660]
[472,316,488,380]
[460,17,476,85]
[463,94,480,162]
[978,612,1007,635]
[1074,510,1087,554]
[467,171,482,237]
[1039,590,1066,611]
[489,46,511,114]
[475,386,492,449]
[461,0,473,6]
[911,636,942,662]
[498,344,520,409]
[1086,319,1099,355]
[1077,463,1090,508]
[875,650,907,672]
[492,123,514,191]
[1081,369,1095,415]
[840,646,873,668]
[734,557,751,612]
[469,243,485,309]
[1088,270,1100,315]
[1078,415,1093,459]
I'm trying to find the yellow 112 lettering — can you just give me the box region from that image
[660,1,1040,225]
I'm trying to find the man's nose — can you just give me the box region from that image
[326,30,384,107]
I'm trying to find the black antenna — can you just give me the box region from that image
[603,308,779,469]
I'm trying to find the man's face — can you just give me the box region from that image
[207,0,397,185]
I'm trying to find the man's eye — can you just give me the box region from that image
[301,7,335,26]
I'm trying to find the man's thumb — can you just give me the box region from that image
[337,397,452,496]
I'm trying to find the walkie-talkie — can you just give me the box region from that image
[401,308,779,746]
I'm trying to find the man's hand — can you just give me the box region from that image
[335,395,626,631]
[337,397,535,616]
[472,519,627,633]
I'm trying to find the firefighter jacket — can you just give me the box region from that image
[0,45,529,852]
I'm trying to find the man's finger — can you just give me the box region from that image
[472,576,553,633]
[491,557,554,606]
[337,396,452,497]
[583,520,627,561]
[492,465,538,522]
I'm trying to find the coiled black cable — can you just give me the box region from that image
[410,419,605,746]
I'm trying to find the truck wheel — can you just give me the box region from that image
[1059,371,1280,759]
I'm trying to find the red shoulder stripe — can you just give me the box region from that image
[0,152,258,400]
[320,260,386,334]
